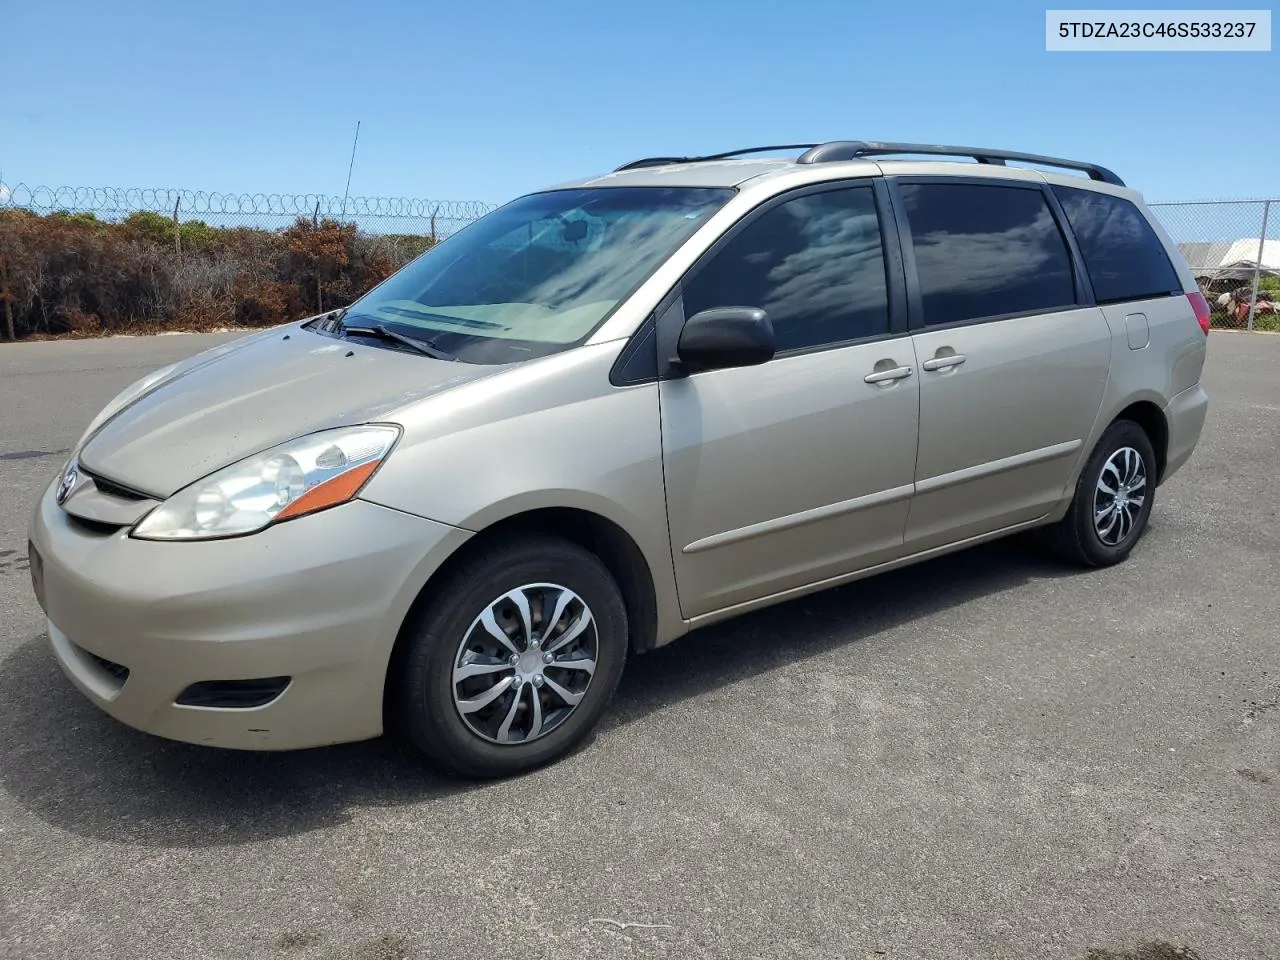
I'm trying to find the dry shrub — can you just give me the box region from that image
[170,257,240,328]
[0,208,434,340]
[55,305,102,337]
[233,275,303,328]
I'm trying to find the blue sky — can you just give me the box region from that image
[1,0,1275,204]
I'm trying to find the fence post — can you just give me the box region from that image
[0,255,14,342]
[173,196,182,260]
[1247,199,1271,332]
[313,200,323,312]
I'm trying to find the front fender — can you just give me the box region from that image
[360,345,685,648]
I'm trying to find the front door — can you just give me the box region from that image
[660,183,920,619]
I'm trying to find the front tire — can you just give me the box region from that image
[1044,419,1157,568]
[394,535,628,779]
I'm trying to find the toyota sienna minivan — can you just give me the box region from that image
[29,140,1210,777]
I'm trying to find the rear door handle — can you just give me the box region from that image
[864,365,914,384]
[922,354,966,372]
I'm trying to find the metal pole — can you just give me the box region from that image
[313,200,323,312]
[173,196,182,260]
[1246,199,1271,332]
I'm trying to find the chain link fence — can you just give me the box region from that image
[1148,199,1279,331]
[2,181,1278,339]
[0,183,496,238]
[0,183,497,340]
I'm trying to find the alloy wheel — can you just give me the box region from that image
[1093,446,1147,546]
[450,583,598,745]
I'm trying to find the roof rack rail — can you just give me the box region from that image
[795,141,1124,186]
[613,141,1124,186]
[614,144,818,172]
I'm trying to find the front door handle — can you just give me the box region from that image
[864,365,914,384]
[922,354,967,372]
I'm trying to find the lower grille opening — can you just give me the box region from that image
[175,677,291,709]
[86,652,131,683]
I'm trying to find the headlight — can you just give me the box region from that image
[131,425,401,541]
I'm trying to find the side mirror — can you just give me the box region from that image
[676,307,775,372]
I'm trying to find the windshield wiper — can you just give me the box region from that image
[340,322,457,361]
[382,305,508,330]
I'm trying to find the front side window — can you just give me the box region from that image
[1052,186,1182,304]
[900,182,1076,327]
[342,187,734,363]
[681,186,890,353]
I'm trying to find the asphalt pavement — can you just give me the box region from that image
[1,330,1277,960]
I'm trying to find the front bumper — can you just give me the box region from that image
[29,480,470,750]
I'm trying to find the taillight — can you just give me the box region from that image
[1188,291,1212,336]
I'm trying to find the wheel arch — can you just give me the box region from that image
[386,501,668,702]
[1055,391,1171,518]
[1111,398,1170,483]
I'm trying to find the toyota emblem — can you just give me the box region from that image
[56,463,78,505]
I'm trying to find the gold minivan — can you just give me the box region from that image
[29,141,1210,777]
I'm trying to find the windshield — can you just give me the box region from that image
[338,186,735,364]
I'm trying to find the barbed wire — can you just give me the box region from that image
[3,181,1275,225]
[0,183,497,221]
[1150,198,1279,206]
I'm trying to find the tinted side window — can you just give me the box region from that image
[900,182,1076,326]
[1052,186,1181,304]
[681,187,889,352]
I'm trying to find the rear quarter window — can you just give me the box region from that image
[1052,186,1182,304]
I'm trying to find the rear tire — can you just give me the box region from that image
[1044,419,1157,568]
[394,535,628,779]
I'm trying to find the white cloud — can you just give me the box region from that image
[0,184,9,201]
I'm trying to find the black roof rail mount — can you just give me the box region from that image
[614,144,818,172]
[796,141,1124,186]
[614,141,1124,186]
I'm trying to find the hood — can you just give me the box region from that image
[78,325,499,497]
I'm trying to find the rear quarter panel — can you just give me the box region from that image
[1102,294,1206,403]
[1075,293,1206,497]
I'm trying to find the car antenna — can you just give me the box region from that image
[340,121,361,222]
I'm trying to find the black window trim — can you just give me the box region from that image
[1049,184,1185,307]
[885,174,1095,334]
[641,177,908,381]
[1093,289,1185,308]
[1042,182,1097,305]
[608,314,659,387]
